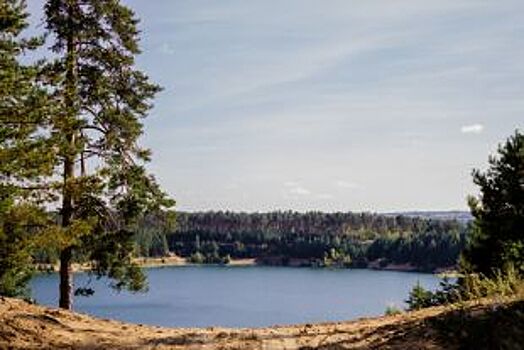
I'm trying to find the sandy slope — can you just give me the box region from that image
[10,297,514,349]
[0,297,459,350]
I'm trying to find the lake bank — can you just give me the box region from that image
[35,255,454,275]
[34,255,257,273]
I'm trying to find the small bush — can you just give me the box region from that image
[384,304,403,316]
[188,251,204,264]
[406,281,435,310]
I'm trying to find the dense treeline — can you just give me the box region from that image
[135,211,468,272]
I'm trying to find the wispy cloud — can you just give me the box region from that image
[119,0,524,212]
[284,181,311,196]
[461,124,484,134]
[289,186,311,195]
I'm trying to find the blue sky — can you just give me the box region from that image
[27,1,523,212]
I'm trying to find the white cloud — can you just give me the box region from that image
[335,180,359,189]
[284,181,311,196]
[460,124,484,134]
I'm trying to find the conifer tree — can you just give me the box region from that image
[0,0,54,297]
[41,0,173,310]
[463,130,524,276]
[1,0,173,308]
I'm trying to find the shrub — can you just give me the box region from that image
[407,266,524,311]
[406,281,435,310]
[384,304,403,316]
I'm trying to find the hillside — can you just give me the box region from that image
[1,297,522,349]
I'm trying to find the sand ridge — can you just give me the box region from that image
[0,296,463,349]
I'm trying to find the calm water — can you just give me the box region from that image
[31,266,440,328]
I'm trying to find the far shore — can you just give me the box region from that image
[134,256,258,268]
[35,255,454,275]
[34,255,257,273]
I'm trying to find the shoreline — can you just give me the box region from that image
[34,256,258,273]
[35,256,454,275]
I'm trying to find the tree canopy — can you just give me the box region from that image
[138,211,466,271]
[0,0,174,308]
[0,0,54,298]
[463,130,524,275]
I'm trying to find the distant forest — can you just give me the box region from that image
[135,211,469,272]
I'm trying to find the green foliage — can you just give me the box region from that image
[407,266,524,312]
[0,1,55,183]
[463,130,524,276]
[188,241,230,265]
[0,0,55,298]
[406,131,524,313]
[134,211,175,257]
[384,304,403,316]
[322,248,351,267]
[459,265,524,301]
[0,188,55,297]
[406,277,464,311]
[164,211,466,270]
[406,281,435,310]
[42,0,173,307]
[1,0,173,308]
[0,204,35,298]
[188,251,205,264]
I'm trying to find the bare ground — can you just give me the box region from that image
[0,296,514,349]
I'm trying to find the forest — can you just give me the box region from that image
[134,211,468,272]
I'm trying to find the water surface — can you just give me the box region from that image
[31,266,440,328]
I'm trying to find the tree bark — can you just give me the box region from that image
[59,152,74,310]
[59,2,77,310]
[58,246,73,309]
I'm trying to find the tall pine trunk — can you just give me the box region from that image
[58,3,77,310]
[59,154,74,309]
[58,248,72,309]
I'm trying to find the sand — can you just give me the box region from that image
[0,296,453,349]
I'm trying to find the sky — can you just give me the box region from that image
[26,1,524,213]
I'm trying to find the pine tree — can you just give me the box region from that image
[0,0,54,298]
[463,130,524,276]
[0,0,54,181]
[41,0,174,309]
[0,0,173,309]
